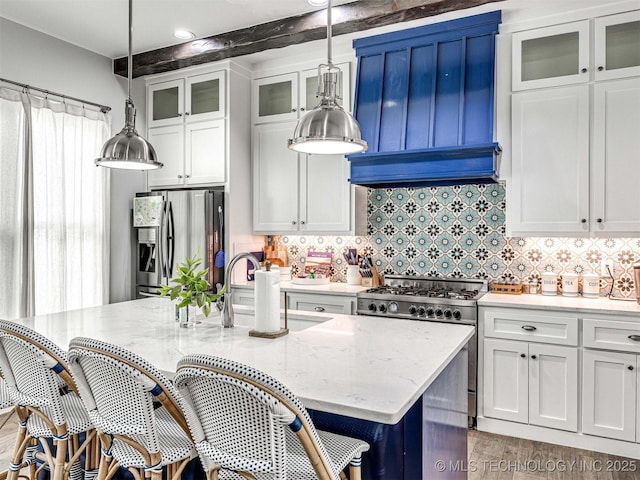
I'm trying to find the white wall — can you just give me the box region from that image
[0,18,145,303]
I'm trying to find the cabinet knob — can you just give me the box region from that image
[291,108,297,112]
[520,353,526,358]
[531,355,537,360]
[177,113,183,117]
[300,220,306,225]
[521,325,537,332]
[628,365,635,371]
[185,174,190,178]
[300,107,305,111]
[597,218,603,223]
[598,66,604,71]
[628,335,640,342]
[177,175,183,179]
[185,112,190,116]
[314,306,325,312]
[581,218,587,223]
[581,68,587,73]
[292,220,297,225]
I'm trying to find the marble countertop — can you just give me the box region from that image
[479,293,640,317]
[232,280,367,296]
[15,298,473,424]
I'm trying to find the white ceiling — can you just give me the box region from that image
[0,0,632,60]
[0,0,354,59]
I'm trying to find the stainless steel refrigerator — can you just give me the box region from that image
[133,189,224,299]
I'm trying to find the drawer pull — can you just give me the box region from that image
[520,353,526,358]
[628,335,640,342]
[522,325,537,332]
[629,365,635,371]
[314,306,325,312]
[531,355,537,360]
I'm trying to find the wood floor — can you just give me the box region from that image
[0,410,637,479]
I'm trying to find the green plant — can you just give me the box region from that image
[158,253,225,317]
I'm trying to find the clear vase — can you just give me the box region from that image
[175,304,198,328]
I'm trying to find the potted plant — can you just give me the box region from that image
[158,253,225,325]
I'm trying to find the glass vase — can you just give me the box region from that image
[175,304,198,328]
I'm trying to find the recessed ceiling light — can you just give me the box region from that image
[307,0,327,5]
[174,30,196,40]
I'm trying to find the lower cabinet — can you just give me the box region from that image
[582,349,638,442]
[484,338,578,432]
[286,292,355,315]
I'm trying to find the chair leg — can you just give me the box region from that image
[7,408,29,480]
[97,433,114,480]
[349,456,363,480]
[51,431,68,480]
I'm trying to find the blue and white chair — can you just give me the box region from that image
[175,354,370,480]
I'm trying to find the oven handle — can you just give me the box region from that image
[139,291,161,298]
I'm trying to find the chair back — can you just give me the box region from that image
[0,320,76,426]
[175,354,341,480]
[67,337,197,458]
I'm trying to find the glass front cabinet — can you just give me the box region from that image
[512,10,640,91]
[147,71,225,128]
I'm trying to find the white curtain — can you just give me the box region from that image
[0,87,110,318]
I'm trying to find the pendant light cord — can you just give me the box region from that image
[127,0,133,103]
[326,0,333,67]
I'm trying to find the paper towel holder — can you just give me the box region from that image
[249,262,290,339]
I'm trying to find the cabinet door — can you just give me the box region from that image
[185,71,225,122]
[252,73,299,123]
[287,292,354,315]
[483,338,528,423]
[528,344,578,432]
[582,349,637,442]
[592,78,640,234]
[594,11,640,81]
[252,122,300,232]
[185,119,225,185]
[146,125,185,188]
[147,79,184,128]
[512,21,589,91]
[300,154,351,233]
[301,62,352,112]
[508,86,589,236]
[637,356,640,443]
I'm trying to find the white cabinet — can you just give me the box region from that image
[146,69,227,188]
[484,338,578,431]
[147,70,225,128]
[512,11,640,90]
[251,61,360,235]
[509,85,589,235]
[286,292,355,315]
[592,78,640,234]
[582,349,637,442]
[594,10,640,81]
[512,21,590,91]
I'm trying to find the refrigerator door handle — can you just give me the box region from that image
[160,200,169,280]
[167,202,176,278]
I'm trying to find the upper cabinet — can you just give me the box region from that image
[146,68,229,188]
[147,71,226,128]
[252,63,351,124]
[512,10,640,90]
[507,8,640,237]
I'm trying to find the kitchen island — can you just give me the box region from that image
[14,297,474,479]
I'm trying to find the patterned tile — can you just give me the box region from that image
[278,183,640,299]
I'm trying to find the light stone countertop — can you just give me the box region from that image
[479,292,640,318]
[232,280,367,296]
[15,298,473,424]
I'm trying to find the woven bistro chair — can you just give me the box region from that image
[67,337,243,480]
[0,320,98,480]
[174,354,370,480]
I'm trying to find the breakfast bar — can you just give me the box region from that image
[14,297,474,479]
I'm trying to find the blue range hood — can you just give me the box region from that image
[347,11,502,188]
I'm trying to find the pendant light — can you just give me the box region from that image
[288,0,367,155]
[96,0,162,170]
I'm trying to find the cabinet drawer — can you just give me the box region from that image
[484,309,578,346]
[287,293,354,315]
[231,289,255,307]
[583,318,640,353]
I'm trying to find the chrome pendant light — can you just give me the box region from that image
[288,0,367,155]
[96,0,162,170]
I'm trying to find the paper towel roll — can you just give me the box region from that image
[254,267,281,333]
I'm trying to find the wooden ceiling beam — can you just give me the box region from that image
[115,0,504,78]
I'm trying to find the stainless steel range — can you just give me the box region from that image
[356,275,487,424]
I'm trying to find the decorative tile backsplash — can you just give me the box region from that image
[279,184,640,298]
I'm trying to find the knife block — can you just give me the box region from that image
[361,266,380,288]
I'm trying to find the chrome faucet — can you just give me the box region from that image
[222,252,261,328]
